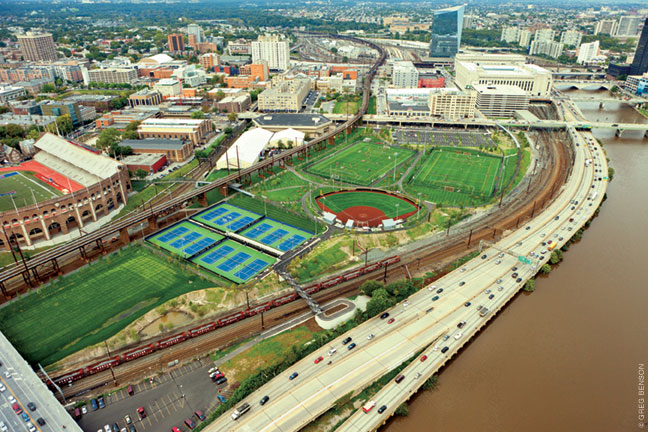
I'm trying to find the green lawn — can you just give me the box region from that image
[333,101,359,115]
[368,96,377,115]
[306,141,416,186]
[0,245,215,366]
[317,191,417,219]
[229,195,323,234]
[0,171,62,212]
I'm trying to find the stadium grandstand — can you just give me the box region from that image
[0,133,131,249]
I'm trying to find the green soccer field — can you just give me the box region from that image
[306,141,415,186]
[0,245,215,366]
[0,171,62,212]
[317,191,417,218]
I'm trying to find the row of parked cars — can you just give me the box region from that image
[0,361,45,431]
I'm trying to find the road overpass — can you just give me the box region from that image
[204,127,607,431]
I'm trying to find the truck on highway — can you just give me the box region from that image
[232,402,250,420]
[479,307,490,317]
[584,159,592,167]
[362,400,376,413]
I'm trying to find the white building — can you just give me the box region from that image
[534,29,556,43]
[171,65,207,87]
[529,40,564,59]
[153,78,182,97]
[251,34,290,71]
[392,61,419,88]
[560,30,582,47]
[518,30,532,48]
[595,19,618,36]
[577,40,601,64]
[187,23,204,44]
[501,27,520,44]
[455,58,553,97]
[383,88,476,120]
[0,86,27,104]
[215,128,274,170]
[473,84,530,118]
[616,16,644,36]
[257,78,310,112]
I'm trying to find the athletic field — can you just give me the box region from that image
[147,221,224,258]
[191,202,262,232]
[306,141,415,186]
[240,218,313,252]
[191,239,275,284]
[316,190,418,226]
[0,246,214,366]
[0,171,62,212]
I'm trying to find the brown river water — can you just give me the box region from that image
[385,92,648,432]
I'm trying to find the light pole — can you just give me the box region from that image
[393,152,398,182]
[262,195,267,216]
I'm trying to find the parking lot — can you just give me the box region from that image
[78,359,227,432]
[392,128,494,147]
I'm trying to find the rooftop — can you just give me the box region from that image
[253,113,332,127]
[120,139,187,151]
[473,84,528,95]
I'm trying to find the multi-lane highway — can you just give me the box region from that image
[205,126,607,432]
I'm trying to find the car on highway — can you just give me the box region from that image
[459,281,465,286]
[525,226,531,230]
[260,395,269,405]
[497,278,502,284]
[367,333,375,340]
[489,294,495,299]
[454,332,462,340]
[458,321,466,328]
[314,356,324,364]
[495,259,502,264]
[348,343,357,350]
[485,289,491,294]
[137,407,146,419]
[289,372,299,380]
[498,253,504,258]
[443,335,450,341]
[512,272,518,278]
[378,405,387,414]
[516,278,522,283]
[395,375,405,383]
[387,318,395,324]
[498,286,504,291]
[432,295,439,301]
[342,337,352,345]
[433,344,440,351]
[460,267,467,272]
[328,348,337,356]
[441,346,449,353]
[420,355,428,362]
[436,288,443,293]
[380,312,390,319]
[464,302,471,307]
[481,254,487,259]
[427,285,437,292]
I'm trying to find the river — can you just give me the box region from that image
[385,93,648,432]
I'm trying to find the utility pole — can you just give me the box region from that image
[103,341,117,385]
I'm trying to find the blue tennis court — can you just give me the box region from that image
[200,207,228,221]
[214,211,240,226]
[217,252,251,272]
[261,229,289,246]
[228,216,254,231]
[157,226,189,243]
[245,223,272,239]
[169,232,201,249]
[278,235,306,252]
[183,237,217,256]
[234,259,272,281]
[200,245,235,265]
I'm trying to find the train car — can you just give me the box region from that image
[305,285,320,295]
[380,256,401,266]
[51,368,85,386]
[246,302,271,317]
[218,311,246,327]
[156,332,187,350]
[342,269,363,281]
[271,293,297,307]
[321,277,342,289]
[188,322,218,338]
[122,344,155,362]
[361,262,381,274]
[85,356,121,376]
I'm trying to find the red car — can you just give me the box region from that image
[12,403,22,415]
[137,407,146,419]
[387,318,395,324]
[314,356,324,364]
[420,355,428,362]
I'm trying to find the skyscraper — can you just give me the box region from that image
[187,24,203,44]
[17,32,57,62]
[629,18,648,75]
[429,5,465,58]
[168,33,185,53]
[251,34,290,71]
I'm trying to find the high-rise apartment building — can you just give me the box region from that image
[17,32,57,62]
[88,68,137,84]
[595,19,618,36]
[577,41,600,65]
[392,61,419,88]
[560,30,582,48]
[501,27,520,44]
[168,33,185,53]
[616,16,644,37]
[534,29,556,43]
[518,30,532,48]
[630,18,648,75]
[251,34,290,71]
[429,5,465,58]
[530,40,563,59]
[187,24,203,44]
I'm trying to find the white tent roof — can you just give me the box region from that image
[216,128,273,168]
[141,54,173,65]
[269,128,305,143]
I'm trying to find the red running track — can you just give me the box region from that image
[0,160,84,193]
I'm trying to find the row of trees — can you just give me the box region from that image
[95,121,140,158]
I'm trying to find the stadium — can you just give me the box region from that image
[0,133,131,249]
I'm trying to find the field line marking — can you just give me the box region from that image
[17,171,58,198]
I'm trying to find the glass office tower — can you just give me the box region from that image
[629,18,648,75]
[429,5,465,58]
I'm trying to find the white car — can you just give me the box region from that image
[3,371,10,379]
[433,344,440,351]
[27,423,36,432]
[0,383,5,392]
[0,421,7,432]
[495,260,502,264]
[367,334,375,340]
[104,425,111,432]
[460,267,467,272]
[427,285,437,292]
[81,406,88,415]
[8,395,16,404]
[454,332,462,340]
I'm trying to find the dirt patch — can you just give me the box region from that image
[323,303,348,317]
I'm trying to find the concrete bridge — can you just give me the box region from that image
[553,80,615,91]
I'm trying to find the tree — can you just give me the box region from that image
[540,264,552,274]
[421,375,439,391]
[523,279,536,292]
[56,115,73,135]
[213,90,226,102]
[4,123,24,138]
[365,295,394,319]
[224,126,233,134]
[0,106,9,115]
[134,168,148,180]
[41,83,56,93]
[395,402,409,416]
[360,280,383,297]
[96,128,121,150]
[227,112,238,123]
[191,110,205,119]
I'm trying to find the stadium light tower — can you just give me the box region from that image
[393,152,398,181]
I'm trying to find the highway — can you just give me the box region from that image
[204,126,607,432]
